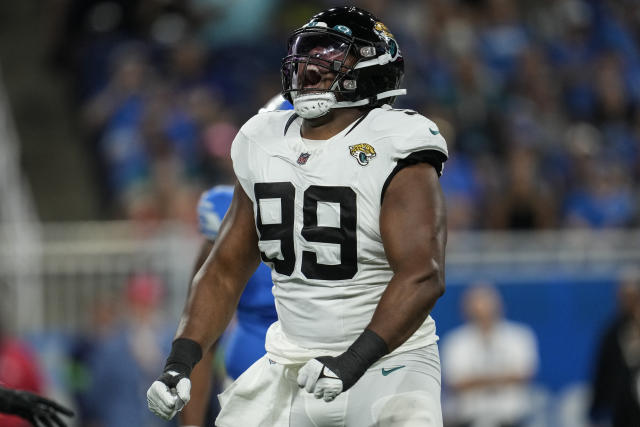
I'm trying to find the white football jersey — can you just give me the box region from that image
[231,105,448,364]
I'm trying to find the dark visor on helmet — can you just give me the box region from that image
[288,31,351,60]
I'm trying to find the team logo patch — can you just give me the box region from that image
[297,152,311,165]
[349,143,376,166]
[333,24,352,36]
[381,365,406,376]
[373,21,399,59]
[374,21,394,38]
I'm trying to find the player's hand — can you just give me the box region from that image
[146,370,191,420]
[0,387,75,427]
[297,329,389,402]
[147,338,202,421]
[297,352,370,402]
[297,357,345,402]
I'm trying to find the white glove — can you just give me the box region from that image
[297,359,344,402]
[297,330,389,403]
[146,371,191,420]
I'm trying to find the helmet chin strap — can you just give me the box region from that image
[292,88,407,118]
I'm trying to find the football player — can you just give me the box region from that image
[179,95,292,427]
[148,6,448,426]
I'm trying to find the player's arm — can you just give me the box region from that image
[179,239,215,427]
[369,162,446,349]
[177,181,261,348]
[297,161,446,401]
[148,182,261,420]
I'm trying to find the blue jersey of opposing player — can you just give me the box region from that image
[198,185,278,379]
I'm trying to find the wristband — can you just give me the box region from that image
[347,328,389,369]
[317,328,389,391]
[164,338,203,377]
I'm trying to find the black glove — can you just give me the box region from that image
[0,387,74,427]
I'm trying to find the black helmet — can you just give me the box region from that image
[281,6,405,110]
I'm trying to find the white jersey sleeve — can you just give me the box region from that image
[375,106,448,176]
[230,128,251,197]
[230,110,295,199]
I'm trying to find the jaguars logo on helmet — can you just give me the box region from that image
[349,143,376,166]
[373,22,399,59]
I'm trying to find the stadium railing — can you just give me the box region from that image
[1,222,638,333]
[0,62,43,333]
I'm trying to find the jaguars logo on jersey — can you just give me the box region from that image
[349,143,376,166]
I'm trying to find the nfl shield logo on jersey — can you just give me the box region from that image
[297,152,311,165]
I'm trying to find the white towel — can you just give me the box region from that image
[216,355,299,427]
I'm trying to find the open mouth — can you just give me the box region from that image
[303,80,335,91]
[300,65,335,91]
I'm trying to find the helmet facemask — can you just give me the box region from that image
[282,28,360,119]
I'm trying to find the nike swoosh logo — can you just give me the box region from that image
[381,365,406,376]
[429,128,440,135]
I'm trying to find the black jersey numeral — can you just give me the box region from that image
[254,183,358,280]
[254,182,296,276]
[302,186,357,280]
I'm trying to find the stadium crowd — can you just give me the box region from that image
[48,0,640,229]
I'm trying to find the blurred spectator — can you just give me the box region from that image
[0,319,46,427]
[478,0,529,83]
[202,120,238,185]
[589,270,640,426]
[82,42,224,223]
[486,146,557,229]
[564,160,635,228]
[441,283,539,427]
[439,118,481,230]
[68,297,118,426]
[85,274,175,427]
[82,43,157,216]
